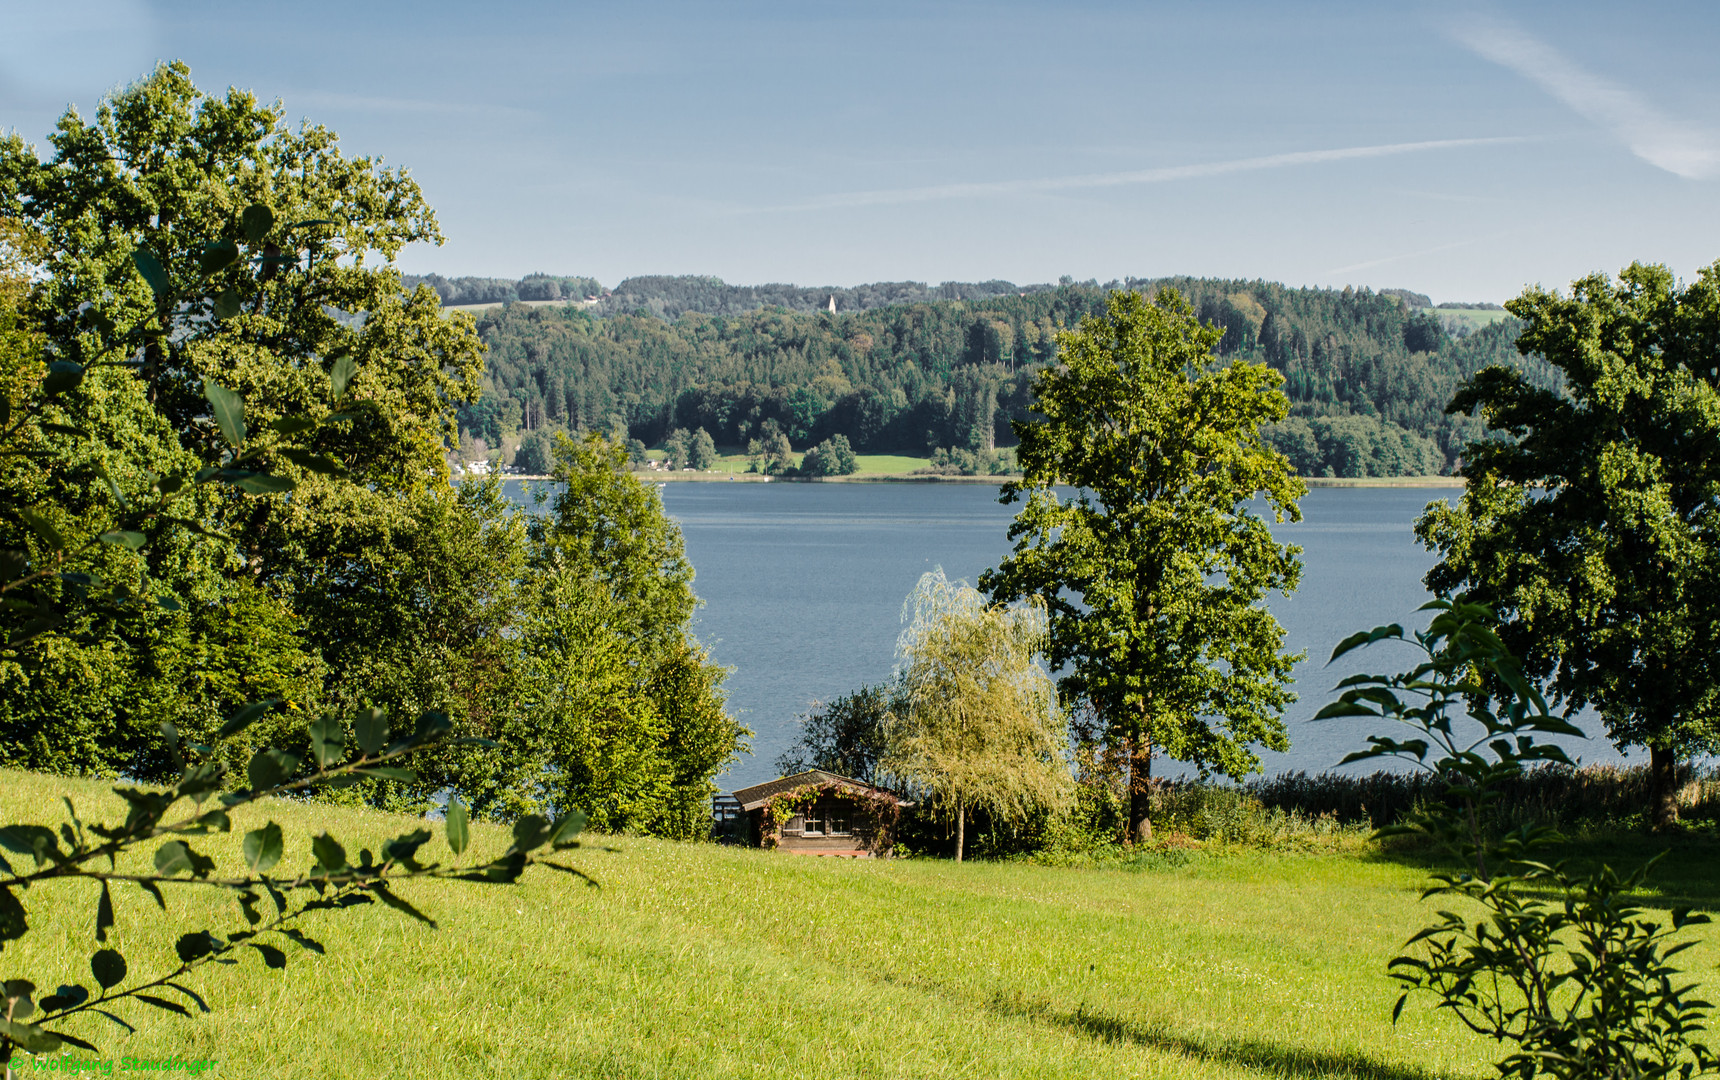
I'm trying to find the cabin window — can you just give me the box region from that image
[829,812,850,836]
[802,810,822,835]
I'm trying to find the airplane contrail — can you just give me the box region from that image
[764,136,1528,212]
[1451,15,1720,180]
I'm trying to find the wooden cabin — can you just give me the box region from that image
[728,770,910,857]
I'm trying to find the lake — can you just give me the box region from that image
[506,479,1626,790]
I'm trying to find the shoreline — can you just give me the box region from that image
[493,472,1465,488]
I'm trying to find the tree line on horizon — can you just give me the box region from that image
[447,273,1554,478]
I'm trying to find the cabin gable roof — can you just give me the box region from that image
[729,769,907,812]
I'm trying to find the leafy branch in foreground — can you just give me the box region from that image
[0,233,589,1071]
[0,700,592,1073]
[1319,599,1714,1080]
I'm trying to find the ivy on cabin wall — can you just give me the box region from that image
[761,783,902,855]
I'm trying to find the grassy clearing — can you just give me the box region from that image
[1434,309,1513,333]
[8,769,1718,1079]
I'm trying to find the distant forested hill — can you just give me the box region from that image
[432,274,1547,477]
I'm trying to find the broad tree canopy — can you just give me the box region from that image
[1418,261,1720,826]
[981,288,1304,841]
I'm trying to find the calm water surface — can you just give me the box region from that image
[509,480,1625,789]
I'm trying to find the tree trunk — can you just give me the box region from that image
[955,804,965,863]
[1651,744,1681,830]
[1129,738,1154,845]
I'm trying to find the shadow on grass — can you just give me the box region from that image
[986,993,1453,1080]
[1363,828,1720,914]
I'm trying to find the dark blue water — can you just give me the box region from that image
[506,480,1626,789]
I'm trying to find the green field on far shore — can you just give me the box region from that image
[636,448,977,481]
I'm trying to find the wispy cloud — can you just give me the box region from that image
[1451,15,1720,180]
[283,91,539,122]
[1324,237,1489,277]
[760,137,1526,212]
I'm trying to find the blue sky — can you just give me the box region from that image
[2,0,1717,302]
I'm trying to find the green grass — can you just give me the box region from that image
[9,770,1717,1079]
[636,449,950,481]
[1435,308,1514,333]
[847,454,941,477]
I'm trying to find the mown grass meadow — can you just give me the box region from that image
[11,770,1720,1080]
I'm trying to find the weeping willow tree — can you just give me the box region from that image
[883,569,1072,861]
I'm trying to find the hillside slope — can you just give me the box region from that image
[5,769,1512,1079]
[434,275,1551,478]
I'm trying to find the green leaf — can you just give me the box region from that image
[267,415,318,436]
[410,710,454,744]
[90,948,126,990]
[241,204,275,244]
[550,809,587,848]
[354,706,388,755]
[97,530,147,550]
[330,353,358,401]
[16,507,66,550]
[511,814,552,853]
[132,249,172,301]
[41,361,85,397]
[0,1016,61,1054]
[197,239,240,274]
[96,463,130,509]
[381,828,431,867]
[214,287,242,319]
[4,979,34,1020]
[203,379,247,447]
[1313,701,1381,721]
[477,850,527,884]
[246,747,300,793]
[0,825,60,867]
[445,794,469,856]
[217,699,279,739]
[311,832,348,873]
[242,822,283,874]
[232,473,295,495]
[276,447,346,475]
[1328,624,1403,663]
[154,839,213,877]
[308,713,344,769]
[354,767,416,782]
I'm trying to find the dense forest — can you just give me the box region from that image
[439,274,1550,477]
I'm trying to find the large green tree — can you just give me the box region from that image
[0,66,743,837]
[1418,261,1720,828]
[981,289,1305,843]
[0,62,489,776]
[497,432,746,835]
